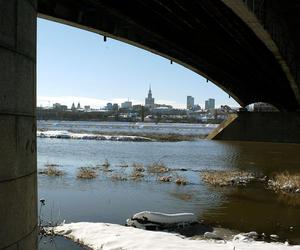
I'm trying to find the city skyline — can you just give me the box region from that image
[37,18,240,109]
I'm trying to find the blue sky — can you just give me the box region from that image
[37,18,239,109]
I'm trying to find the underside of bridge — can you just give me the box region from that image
[37,0,300,111]
[1,0,300,249]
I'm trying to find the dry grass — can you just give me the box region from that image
[132,163,145,172]
[175,177,188,185]
[39,165,64,176]
[201,170,255,186]
[147,162,169,174]
[159,175,172,182]
[268,171,300,193]
[111,173,127,181]
[130,166,145,181]
[77,167,98,179]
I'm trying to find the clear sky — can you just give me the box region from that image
[37,18,240,109]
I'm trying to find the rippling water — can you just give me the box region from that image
[37,121,300,249]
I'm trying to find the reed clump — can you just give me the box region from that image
[175,177,187,185]
[147,162,169,174]
[39,165,64,176]
[268,171,300,194]
[201,170,255,186]
[77,167,98,179]
[159,176,172,182]
[130,165,145,181]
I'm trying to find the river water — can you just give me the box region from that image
[37,121,300,249]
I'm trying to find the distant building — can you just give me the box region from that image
[112,103,119,111]
[53,103,68,111]
[53,103,61,109]
[121,101,132,109]
[106,103,113,110]
[187,96,194,110]
[145,85,155,109]
[84,105,91,112]
[71,102,76,112]
[205,98,215,110]
[193,104,201,111]
[154,104,173,109]
[77,102,81,109]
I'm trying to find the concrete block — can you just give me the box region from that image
[0,1,16,49]
[17,0,37,58]
[0,173,37,249]
[3,229,37,250]
[0,115,36,182]
[0,48,35,115]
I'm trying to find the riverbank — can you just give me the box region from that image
[47,222,300,250]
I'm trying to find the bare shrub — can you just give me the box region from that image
[77,167,97,179]
[268,171,300,193]
[201,170,255,186]
[39,165,64,176]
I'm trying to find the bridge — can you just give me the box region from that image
[1,0,300,249]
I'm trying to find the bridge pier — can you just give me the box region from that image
[0,1,37,249]
[208,112,300,143]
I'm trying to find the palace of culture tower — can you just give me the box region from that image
[145,85,155,109]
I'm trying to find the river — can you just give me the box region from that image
[37,121,300,249]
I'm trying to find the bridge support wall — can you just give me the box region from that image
[209,112,300,143]
[0,0,37,249]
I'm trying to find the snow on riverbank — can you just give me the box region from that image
[51,222,300,250]
[37,130,153,142]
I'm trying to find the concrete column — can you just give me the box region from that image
[0,0,37,249]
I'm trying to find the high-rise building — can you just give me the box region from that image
[106,103,113,110]
[205,98,215,110]
[112,103,119,111]
[121,100,132,109]
[145,85,155,109]
[187,96,194,110]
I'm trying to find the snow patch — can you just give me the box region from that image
[50,222,300,250]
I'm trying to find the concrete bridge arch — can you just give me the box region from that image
[1,0,300,248]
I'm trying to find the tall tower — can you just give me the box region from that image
[187,96,194,110]
[145,85,155,108]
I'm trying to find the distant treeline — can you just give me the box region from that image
[37,109,224,124]
[37,109,118,121]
